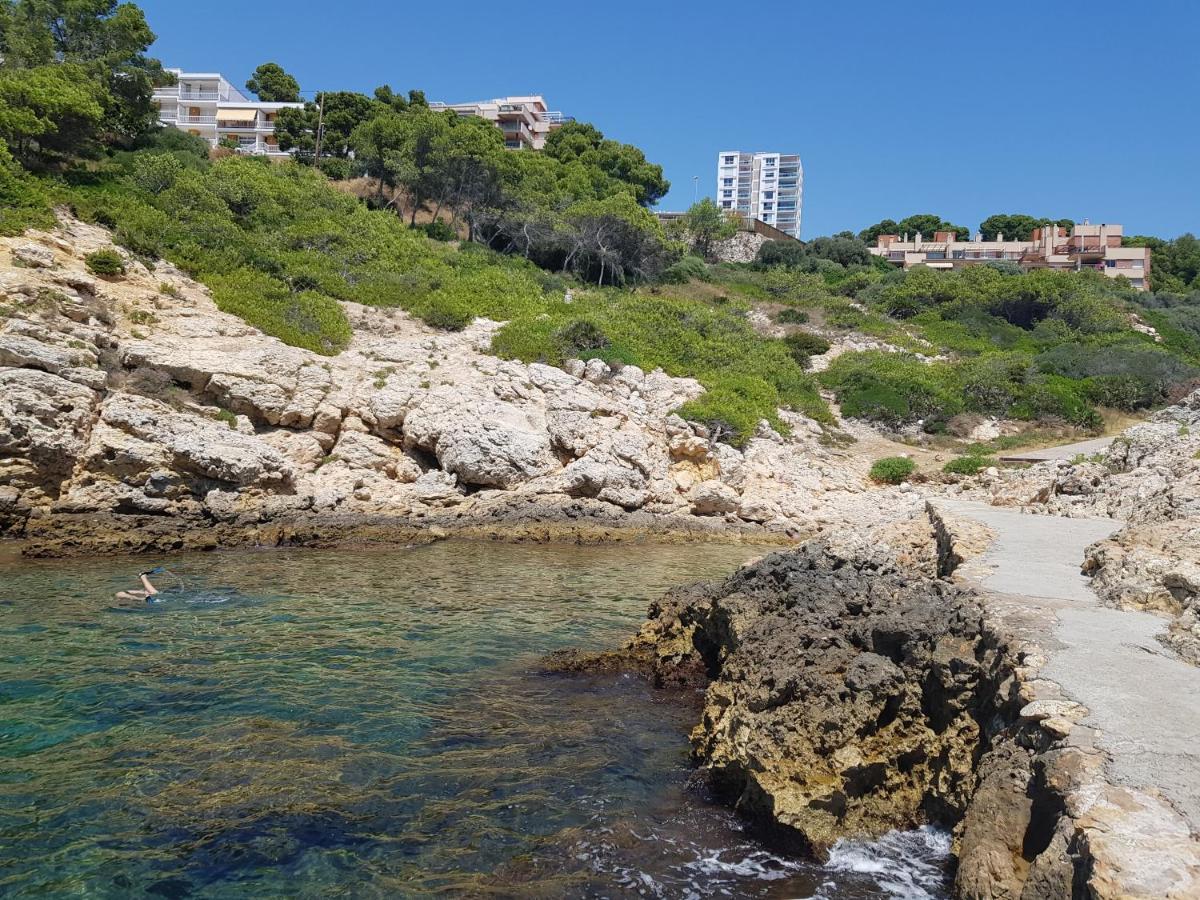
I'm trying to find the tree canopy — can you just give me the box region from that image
[858,214,969,244]
[543,121,669,206]
[245,62,300,102]
[979,213,1074,242]
[0,0,167,164]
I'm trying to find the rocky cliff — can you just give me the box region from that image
[0,217,881,556]
[553,501,1200,898]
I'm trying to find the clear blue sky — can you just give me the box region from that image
[139,0,1198,239]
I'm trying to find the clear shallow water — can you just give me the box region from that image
[0,541,949,898]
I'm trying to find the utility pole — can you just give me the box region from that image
[692,175,699,204]
[313,91,325,164]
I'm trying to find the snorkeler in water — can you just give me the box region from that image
[115,569,161,602]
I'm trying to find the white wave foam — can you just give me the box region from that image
[821,825,951,899]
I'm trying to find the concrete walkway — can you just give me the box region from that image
[932,499,1200,833]
[998,435,1114,463]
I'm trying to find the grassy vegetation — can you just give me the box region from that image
[943,455,996,476]
[491,288,831,444]
[59,136,554,354]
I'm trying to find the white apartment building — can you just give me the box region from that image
[716,151,804,239]
[153,70,303,157]
[430,95,571,150]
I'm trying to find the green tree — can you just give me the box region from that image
[1125,233,1200,293]
[0,63,105,166]
[543,121,669,206]
[0,0,167,146]
[245,62,300,102]
[979,213,1074,241]
[806,234,871,267]
[858,218,900,244]
[895,213,969,240]
[681,197,738,259]
[373,84,429,112]
[275,90,375,161]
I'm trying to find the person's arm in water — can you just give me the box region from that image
[140,572,159,596]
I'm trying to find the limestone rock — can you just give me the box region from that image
[13,243,55,268]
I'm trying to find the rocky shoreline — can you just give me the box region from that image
[551,495,1200,898]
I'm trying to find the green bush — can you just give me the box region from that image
[420,220,457,241]
[869,456,917,484]
[821,351,962,427]
[84,248,127,277]
[660,254,709,284]
[0,140,54,235]
[774,307,809,324]
[784,330,832,367]
[130,153,183,194]
[943,455,995,476]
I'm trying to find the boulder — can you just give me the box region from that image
[690,479,740,516]
[13,243,55,268]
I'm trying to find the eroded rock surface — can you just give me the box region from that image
[0,217,883,555]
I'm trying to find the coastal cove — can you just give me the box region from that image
[0,541,951,898]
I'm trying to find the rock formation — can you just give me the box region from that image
[0,217,879,555]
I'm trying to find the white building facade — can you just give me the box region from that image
[429,96,571,150]
[153,70,303,157]
[716,151,803,239]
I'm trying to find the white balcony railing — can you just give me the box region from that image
[176,115,217,125]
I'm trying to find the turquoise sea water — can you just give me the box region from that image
[0,541,949,898]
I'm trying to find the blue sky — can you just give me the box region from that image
[139,0,1199,239]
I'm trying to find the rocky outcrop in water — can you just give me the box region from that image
[0,218,882,555]
[555,498,1200,898]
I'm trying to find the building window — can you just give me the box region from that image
[762,202,773,210]
[722,190,732,198]
[1132,259,1144,268]
[1105,260,1116,267]
[721,201,732,208]
[764,191,773,199]
[723,155,735,164]
[764,157,775,165]
[723,178,733,186]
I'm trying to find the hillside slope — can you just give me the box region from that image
[0,217,881,556]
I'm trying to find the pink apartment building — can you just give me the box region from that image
[869,221,1152,290]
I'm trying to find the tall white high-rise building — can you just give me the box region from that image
[716,151,803,238]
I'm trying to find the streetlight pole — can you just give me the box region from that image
[692,175,699,204]
[313,91,325,165]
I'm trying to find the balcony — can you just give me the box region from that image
[178,90,223,101]
[176,115,217,125]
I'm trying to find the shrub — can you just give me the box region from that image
[130,153,183,194]
[756,240,808,268]
[774,307,809,324]
[869,456,916,484]
[84,248,127,277]
[554,319,609,357]
[660,254,709,284]
[0,140,54,235]
[316,157,353,180]
[420,220,457,242]
[821,351,962,427]
[784,330,832,359]
[943,455,995,476]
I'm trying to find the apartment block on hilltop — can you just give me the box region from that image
[430,96,572,150]
[716,151,804,239]
[153,70,303,157]
[869,222,1151,290]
